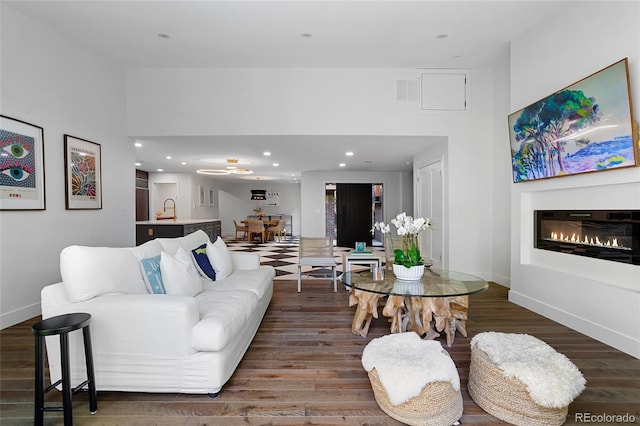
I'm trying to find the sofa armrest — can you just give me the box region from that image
[231,251,260,270]
[42,287,200,358]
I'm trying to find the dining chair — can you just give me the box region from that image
[297,236,337,292]
[266,219,286,242]
[233,220,248,240]
[247,220,266,243]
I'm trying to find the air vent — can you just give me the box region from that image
[396,79,418,102]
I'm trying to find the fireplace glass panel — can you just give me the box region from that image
[539,219,633,251]
[534,210,639,265]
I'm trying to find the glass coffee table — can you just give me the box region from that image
[341,268,488,345]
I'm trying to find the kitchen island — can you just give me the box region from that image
[136,219,221,245]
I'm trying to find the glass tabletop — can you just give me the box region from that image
[340,267,488,297]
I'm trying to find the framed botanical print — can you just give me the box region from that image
[64,134,102,209]
[0,115,46,210]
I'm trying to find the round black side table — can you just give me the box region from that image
[32,313,97,426]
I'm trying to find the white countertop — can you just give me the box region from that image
[136,219,220,225]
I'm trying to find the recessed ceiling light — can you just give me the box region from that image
[181,162,187,165]
[134,142,142,147]
[436,34,448,39]
[166,155,172,160]
[273,163,279,167]
[339,163,346,167]
[135,162,141,167]
[346,151,354,156]
[263,151,271,156]
[157,168,163,172]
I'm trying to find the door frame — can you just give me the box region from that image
[416,157,447,269]
[325,182,383,247]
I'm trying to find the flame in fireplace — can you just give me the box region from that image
[549,232,625,249]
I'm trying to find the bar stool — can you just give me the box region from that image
[32,313,98,426]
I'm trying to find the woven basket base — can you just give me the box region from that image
[468,348,568,426]
[369,368,463,426]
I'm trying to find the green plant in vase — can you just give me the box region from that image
[372,212,432,268]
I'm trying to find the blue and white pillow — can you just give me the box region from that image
[191,243,216,281]
[140,255,165,294]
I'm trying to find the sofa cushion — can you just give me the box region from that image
[192,289,259,351]
[161,248,203,297]
[157,230,210,255]
[205,267,274,301]
[191,243,216,281]
[206,237,233,280]
[60,245,147,302]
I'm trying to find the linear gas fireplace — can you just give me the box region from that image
[535,210,640,265]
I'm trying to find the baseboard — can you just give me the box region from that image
[509,290,640,359]
[490,272,510,287]
[0,302,41,330]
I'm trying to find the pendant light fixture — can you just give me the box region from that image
[250,190,266,200]
[197,158,253,175]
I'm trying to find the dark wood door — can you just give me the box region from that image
[135,188,149,221]
[336,183,372,248]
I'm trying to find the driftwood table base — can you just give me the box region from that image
[349,290,469,345]
[349,289,381,337]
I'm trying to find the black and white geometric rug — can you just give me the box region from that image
[223,236,386,280]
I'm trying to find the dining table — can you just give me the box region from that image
[241,219,280,240]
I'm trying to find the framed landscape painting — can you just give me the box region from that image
[508,58,637,183]
[0,115,46,210]
[64,134,102,209]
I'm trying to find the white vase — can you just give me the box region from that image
[392,263,425,281]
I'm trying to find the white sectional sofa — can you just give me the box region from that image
[40,230,274,397]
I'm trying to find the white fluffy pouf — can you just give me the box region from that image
[362,332,463,426]
[468,332,586,426]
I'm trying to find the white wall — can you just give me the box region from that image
[0,4,133,328]
[509,2,640,357]
[491,46,513,286]
[300,170,411,238]
[147,172,221,221]
[126,67,499,280]
[217,181,301,237]
[190,173,222,220]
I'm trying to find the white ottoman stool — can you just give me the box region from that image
[468,332,586,426]
[362,332,463,426]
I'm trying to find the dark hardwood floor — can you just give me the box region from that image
[1,282,639,425]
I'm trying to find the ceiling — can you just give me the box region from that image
[6,0,570,182]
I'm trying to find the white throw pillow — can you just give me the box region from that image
[160,247,203,297]
[206,236,234,280]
